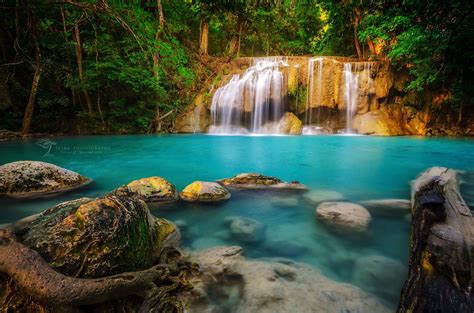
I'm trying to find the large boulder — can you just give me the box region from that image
[180,181,230,202]
[316,202,372,234]
[0,161,91,199]
[353,254,407,302]
[218,173,308,191]
[127,176,178,205]
[352,110,401,136]
[188,246,391,313]
[277,112,302,135]
[18,187,179,278]
[175,93,210,133]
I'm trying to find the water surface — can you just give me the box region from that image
[1,134,473,309]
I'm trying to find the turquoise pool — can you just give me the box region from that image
[1,134,473,309]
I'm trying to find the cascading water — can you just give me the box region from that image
[209,58,287,134]
[343,63,359,134]
[303,58,324,135]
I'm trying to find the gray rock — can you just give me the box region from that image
[0,161,91,199]
[316,202,372,234]
[189,246,391,313]
[229,217,265,244]
[359,199,411,216]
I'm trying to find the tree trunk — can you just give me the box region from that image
[397,167,474,313]
[152,0,165,79]
[199,19,209,55]
[367,36,376,57]
[353,8,363,59]
[73,19,93,113]
[20,46,42,136]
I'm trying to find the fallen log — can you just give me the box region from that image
[397,167,474,313]
[0,229,195,311]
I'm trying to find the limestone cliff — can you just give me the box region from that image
[175,56,472,136]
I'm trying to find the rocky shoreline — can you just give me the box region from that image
[0,162,472,312]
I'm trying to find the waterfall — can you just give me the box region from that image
[305,58,323,125]
[209,58,287,134]
[343,63,359,134]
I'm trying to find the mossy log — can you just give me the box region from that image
[397,167,474,313]
[0,229,195,311]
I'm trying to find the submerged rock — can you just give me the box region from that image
[316,202,372,233]
[18,187,179,278]
[353,254,407,301]
[218,173,308,191]
[127,176,178,204]
[180,181,231,202]
[264,239,307,257]
[0,161,91,199]
[188,246,391,313]
[303,189,344,204]
[228,217,265,244]
[359,198,411,216]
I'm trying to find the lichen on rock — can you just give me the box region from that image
[180,181,231,202]
[127,176,178,204]
[18,187,178,278]
[218,173,308,191]
[0,161,91,199]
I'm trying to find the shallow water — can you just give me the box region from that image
[1,134,474,309]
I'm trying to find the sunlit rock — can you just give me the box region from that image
[0,161,91,199]
[316,202,371,233]
[218,173,308,191]
[277,112,302,135]
[127,176,178,205]
[180,181,230,202]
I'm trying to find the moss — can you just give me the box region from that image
[287,67,299,96]
[19,188,176,278]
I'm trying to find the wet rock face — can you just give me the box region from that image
[18,187,178,278]
[127,176,178,204]
[218,173,308,191]
[316,202,372,234]
[0,161,91,199]
[180,181,231,202]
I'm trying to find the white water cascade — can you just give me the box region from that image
[305,57,323,125]
[209,58,287,134]
[343,63,359,134]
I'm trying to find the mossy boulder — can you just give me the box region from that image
[18,187,178,278]
[218,173,308,191]
[180,181,230,202]
[0,161,91,199]
[127,176,178,205]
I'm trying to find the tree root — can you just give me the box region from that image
[0,229,198,311]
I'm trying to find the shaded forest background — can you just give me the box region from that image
[0,0,473,135]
